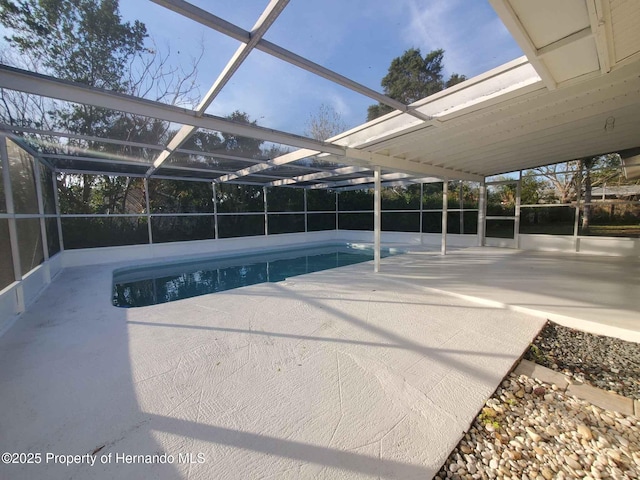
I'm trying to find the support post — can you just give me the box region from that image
[0,137,25,313]
[374,167,381,273]
[335,191,339,231]
[478,181,486,247]
[52,169,64,251]
[144,178,153,244]
[419,182,424,245]
[303,188,308,233]
[263,186,268,236]
[33,156,50,283]
[212,183,219,239]
[515,171,522,249]
[33,158,49,260]
[441,179,448,255]
[459,181,464,235]
[573,172,582,252]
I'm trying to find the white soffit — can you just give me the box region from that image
[491,0,640,87]
[610,0,640,63]
[541,35,600,83]
[510,0,590,49]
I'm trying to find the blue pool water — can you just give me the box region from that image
[112,244,397,308]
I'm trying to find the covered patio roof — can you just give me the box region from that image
[0,0,639,188]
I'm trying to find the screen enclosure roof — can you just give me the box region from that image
[1,0,639,190]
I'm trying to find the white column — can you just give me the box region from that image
[1,137,25,313]
[573,173,581,252]
[441,180,448,255]
[33,156,51,283]
[514,172,522,249]
[33,158,49,260]
[419,182,424,245]
[212,183,219,240]
[263,186,269,236]
[52,169,64,251]
[459,181,464,235]
[144,178,153,244]
[374,167,381,273]
[335,191,339,230]
[478,181,486,247]
[303,189,308,233]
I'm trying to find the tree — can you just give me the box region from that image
[305,103,347,141]
[522,155,636,234]
[2,0,205,212]
[367,48,466,121]
[1,0,146,134]
[530,162,581,204]
[221,111,264,158]
[1,0,151,222]
[1,0,201,138]
[578,154,623,232]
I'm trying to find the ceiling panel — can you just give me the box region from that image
[543,36,600,82]
[509,0,590,49]
[610,0,640,63]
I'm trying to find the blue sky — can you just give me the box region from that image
[3,0,523,137]
[118,0,523,136]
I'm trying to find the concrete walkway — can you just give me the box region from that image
[0,252,545,480]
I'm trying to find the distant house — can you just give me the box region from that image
[590,185,640,201]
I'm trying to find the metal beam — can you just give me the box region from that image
[154,164,239,175]
[488,0,557,90]
[586,0,612,74]
[199,0,288,115]
[151,0,251,42]
[37,145,324,179]
[345,148,483,182]
[154,164,291,180]
[1,125,318,170]
[214,148,321,183]
[151,0,432,122]
[0,124,164,151]
[266,165,369,187]
[147,0,289,176]
[41,154,151,168]
[0,65,345,155]
[56,168,147,178]
[174,147,265,163]
[333,177,438,192]
[310,172,415,189]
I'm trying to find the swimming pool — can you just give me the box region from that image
[112,243,399,308]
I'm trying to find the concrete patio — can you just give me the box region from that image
[0,248,550,480]
[377,247,640,342]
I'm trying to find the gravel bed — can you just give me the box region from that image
[436,323,640,479]
[524,322,640,399]
[436,371,640,480]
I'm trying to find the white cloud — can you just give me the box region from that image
[119,0,523,136]
[401,0,522,78]
[403,0,465,72]
[328,94,351,118]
